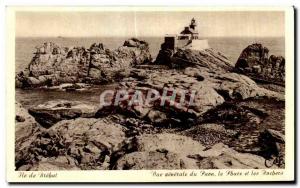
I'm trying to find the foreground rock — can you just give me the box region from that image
[19,156,80,171]
[15,102,40,143]
[16,104,282,170]
[28,100,98,128]
[192,143,269,169]
[17,117,127,170]
[258,128,285,162]
[235,43,285,85]
[191,99,282,154]
[16,38,152,88]
[15,102,43,169]
[15,116,274,170]
[114,133,270,170]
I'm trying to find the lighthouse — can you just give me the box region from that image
[190,18,197,30]
[164,18,210,51]
[179,18,199,40]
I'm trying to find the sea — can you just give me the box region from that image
[15,37,285,108]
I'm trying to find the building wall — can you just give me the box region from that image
[176,39,209,50]
[189,40,210,50]
[164,35,210,51]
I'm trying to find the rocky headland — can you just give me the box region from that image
[15,38,285,170]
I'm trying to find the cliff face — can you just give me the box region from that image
[15,38,152,88]
[235,43,285,85]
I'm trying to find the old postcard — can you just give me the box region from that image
[6,6,294,182]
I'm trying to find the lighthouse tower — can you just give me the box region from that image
[190,18,196,30]
[164,18,209,51]
[179,18,199,40]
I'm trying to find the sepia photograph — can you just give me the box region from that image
[6,6,295,182]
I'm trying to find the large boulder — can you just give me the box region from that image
[15,102,42,170]
[235,43,285,85]
[155,47,234,71]
[28,100,98,128]
[215,72,283,100]
[114,133,205,170]
[258,128,285,161]
[114,133,270,169]
[16,117,127,170]
[15,102,40,142]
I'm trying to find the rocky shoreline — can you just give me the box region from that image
[16,38,152,88]
[15,38,285,170]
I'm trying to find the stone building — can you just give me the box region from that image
[163,18,209,51]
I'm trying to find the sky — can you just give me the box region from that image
[16,11,285,37]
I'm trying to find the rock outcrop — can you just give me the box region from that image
[28,100,98,128]
[15,102,40,143]
[15,102,43,170]
[258,128,285,160]
[19,156,80,171]
[114,134,269,170]
[235,43,285,85]
[155,47,234,71]
[192,143,268,169]
[16,120,278,170]
[95,65,283,128]
[17,117,127,170]
[16,38,152,88]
